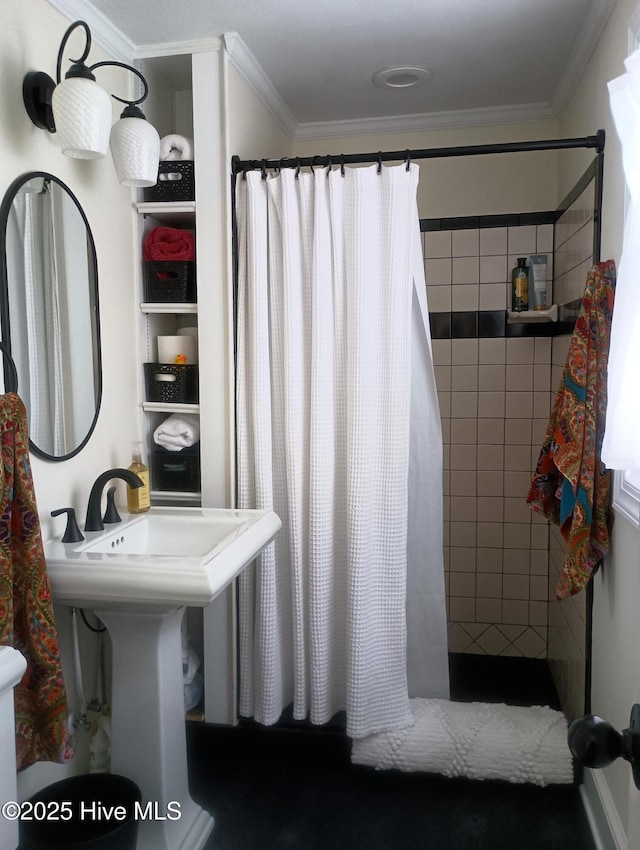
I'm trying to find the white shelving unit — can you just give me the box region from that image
[507,304,558,323]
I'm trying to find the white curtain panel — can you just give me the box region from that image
[236,163,449,739]
[602,48,640,469]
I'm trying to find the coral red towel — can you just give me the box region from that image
[0,393,74,769]
[143,226,195,262]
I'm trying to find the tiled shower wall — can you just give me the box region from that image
[548,177,596,718]
[425,222,555,658]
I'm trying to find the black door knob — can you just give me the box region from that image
[568,705,640,788]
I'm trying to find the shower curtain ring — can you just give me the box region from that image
[326,155,333,176]
[295,158,301,179]
[405,150,411,171]
[377,152,382,174]
[278,156,287,173]
[340,154,345,177]
[261,159,268,179]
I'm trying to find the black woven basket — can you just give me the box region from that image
[143,261,196,302]
[143,363,199,404]
[143,161,195,202]
[151,451,201,491]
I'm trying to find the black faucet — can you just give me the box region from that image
[85,468,144,532]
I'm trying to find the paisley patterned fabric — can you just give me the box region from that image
[527,260,616,599]
[0,393,73,769]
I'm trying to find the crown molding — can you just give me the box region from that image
[293,102,556,141]
[223,32,298,139]
[46,0,135,64]
[134,37,223,59]
[552,0,617,112]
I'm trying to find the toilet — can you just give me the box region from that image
[0,646,27,850]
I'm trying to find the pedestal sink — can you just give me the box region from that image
[45,506,281,850]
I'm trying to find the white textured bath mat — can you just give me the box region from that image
[351,698,574,786]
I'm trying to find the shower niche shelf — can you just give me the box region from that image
[507,304,558,323]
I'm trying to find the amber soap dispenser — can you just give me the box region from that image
[127,443,150,513]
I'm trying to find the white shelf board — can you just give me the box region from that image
[140,302,198,314]
[136,200,196,223]
[507,304,558,323]
[142,402,200,415]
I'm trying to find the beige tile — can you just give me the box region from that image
[450,445,477,471]
[479,282,507,311]
[451,391,478,419]
[452,284,479,311]
[532,417,549,445]
[503,573,529,600]
[452,228,479,257]
[447,623,474,652]
[504,445,533,472]
[452,338,479,365]
[443,496,450,523]
[477,418,505,444]
[478,391,505,418]
[443,471,450,496]
[451,365,478,392]
[504,497,532,524]
[452,256,479,285]
[530,575,549,601]
[476,625,511,654]
[505,391,533,419]
[449,572,476,597]
[480,227,507,256]
[425,257,452,285]
[534,337,552,364]
[513,628,547,658]
[502,599,530,626]
[505,418,532,445]
[533,364,551,391]
[477,444,504,471]
[533,391,551,419]
[427,285,452,313]
[434,365,451,392]
[508,225,537,256]
[479,254,508,283]
[478,364,505,392]
[477,471,504,497]
[503,523,531,550]
[438,391,451,418]
[441,417,451,444]
[536,224,554,253]
[450,418,477,445]
[476,598,502,623]
[529,602,548,627]
[450,470,476,497]
[424,230,452,259]
[478,338,506,365]
[477,547,504,573]
[477,573,502,599]
[449,597,476,622]
[432,339,452,366]
[477,497,504,523]
[530,550,549,575]
[450,521,477,548]
[507,337,535,365]
[504,470,531,498]
[449,546,477,572]
[477,522,503,548]
[531,524,550,550]
[503,548,530,574]
[506,364,533,391]
[450,496,477,522]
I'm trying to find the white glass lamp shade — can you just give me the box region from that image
[110,116,161,187]
[51,77,112,159]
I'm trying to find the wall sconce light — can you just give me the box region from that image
[23,20,160,187]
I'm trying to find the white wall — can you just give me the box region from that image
[559,0,640,841]
[293,121,562,218]
[2,0,141,796]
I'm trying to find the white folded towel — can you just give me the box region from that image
[159,134,194,162]
[153,413,200,451]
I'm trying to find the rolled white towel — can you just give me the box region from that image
[153,413,200,451]
[159,134,194,162]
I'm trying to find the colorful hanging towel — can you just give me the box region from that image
[0,393,73,770]
[527,260,616,599]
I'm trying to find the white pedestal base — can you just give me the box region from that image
[95,605,213,850]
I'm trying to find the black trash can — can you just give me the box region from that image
[19,773,141,850]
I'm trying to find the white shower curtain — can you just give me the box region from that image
[235,163,449,740]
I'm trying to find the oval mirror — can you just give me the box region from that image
[0,172,102,460]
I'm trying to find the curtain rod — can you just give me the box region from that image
[231,129,605,175]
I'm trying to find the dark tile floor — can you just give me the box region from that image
[187,654,595,850]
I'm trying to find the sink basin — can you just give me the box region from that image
[45,505,281,608]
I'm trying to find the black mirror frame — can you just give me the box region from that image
[0,171,103,462]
